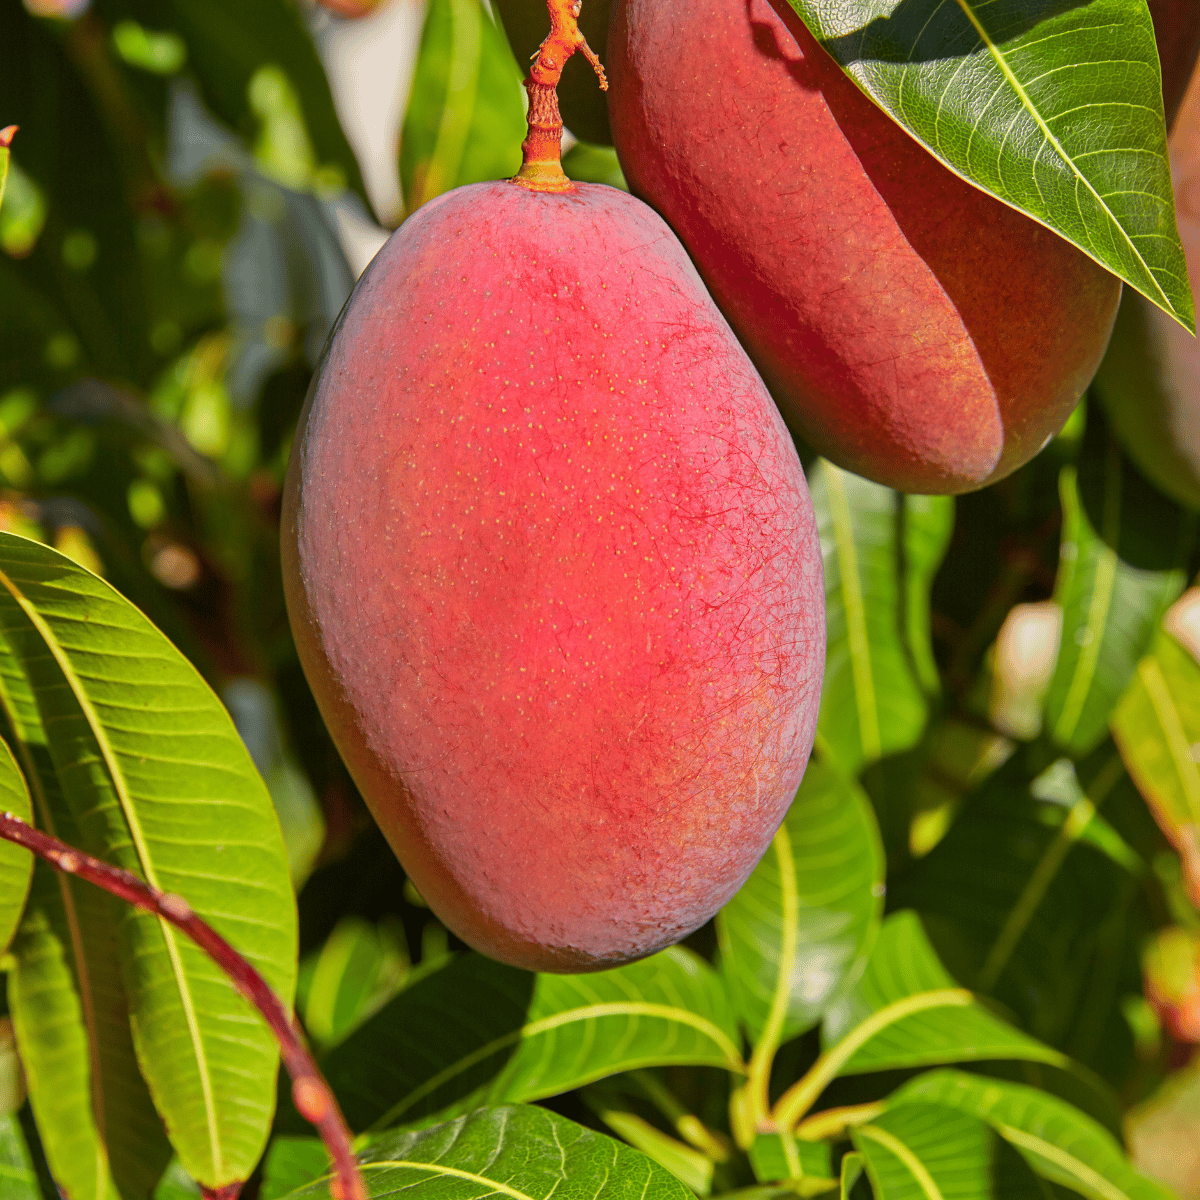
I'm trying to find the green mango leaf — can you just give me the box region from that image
[314,947,743,1135]
[889,1070,1175,1200]
[400,0,527,213]
[1111,627,1200,906]
[1044,413,1194,758]
[0,737,34,954]
[852,1104,996,1199]
[811,462,953,775]
[888,753,1147,1080]
[261,1138,330,1200]
[748,1131,832,1184]
[717,756,884,1047]
[0,532,297,1189]
[785,0,1192,326]
[0,1114,40,1200]
[277,1105,696,1200]
[841,1153,866,1199]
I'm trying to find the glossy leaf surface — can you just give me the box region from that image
[889,1071,1175,1199]
[279,1106,696,1200]
[316,947,743,1133]
[1044,416,1193,758]
[718,756,884,1046]
[812,462,953,775]
[0,532,296,1188]
[785,0,1192,324]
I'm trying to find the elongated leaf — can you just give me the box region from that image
[889,1070,1174,1200]
[316,946,743,1134]
[0,532,297,1188]
[0,1115,39,1200]
[1112,628,1200,905]
[888,754,1147,1079]
[278,1105,696,1200]
[819,911,1063,1077]
[842,1153,866,1199]
[786,0,1191,324]
[1045,414,1193,757]
[3,674,171,1200]
[400,0,526,212]
[0,737,33,953]
[812,462,953,775]
[853,1104,997,1199]
[717,755,884,1046]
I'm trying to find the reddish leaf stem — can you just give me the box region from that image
[0,811,366,1200]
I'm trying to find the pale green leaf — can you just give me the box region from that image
[278,1105,696,1200]
[0,532,297,1188]
[786,0,1192,324]
[841,1152,866,1199]
[0,1114,39,1200]
[718,755,884,1046]
[315,947,743,1134]
[748,1131,833,1183]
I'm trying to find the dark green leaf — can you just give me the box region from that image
[718,756,884,1046]
[317,947,743,1134]
[1044,413,1194,758]
[786,0,1191,324]
[0,532,297,1188]
[889,1070,1174,1200]
[279,1106,696,1200]
[811,462,953,775]
[260,1138,330,1200]
[400,0,527,212]
[0,738,34,954]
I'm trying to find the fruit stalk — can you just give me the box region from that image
[512,0,606,192]
[0,811,366,1200]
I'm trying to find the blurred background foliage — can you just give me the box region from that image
[1,0,1200,1197]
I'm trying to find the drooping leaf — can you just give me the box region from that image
[0,532,297,1189]
[888,752,1147,1082]
[1112,627,1200,906]
[888,1070,1175,1200]
[811,462,953,775]
[747,1131,832,1184]
[0,737,34,953]
[841,1152,866,1199]
[277,1105,697,1200]
[1044,414,1193,758]
[314,946,743,1134]
[399,0,527,212]
[717,755,884,1047]
[785,0,1192,325]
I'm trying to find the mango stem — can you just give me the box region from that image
[511,0,606,193]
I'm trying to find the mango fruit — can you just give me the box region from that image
[282,178,824,972]
[1093,10,1200,509]
[607,0,1123,494]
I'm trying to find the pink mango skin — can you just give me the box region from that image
[1094,27,1200,509]
[607,0,1123,494]
[282,180,825,973]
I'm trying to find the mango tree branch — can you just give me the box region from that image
[0,810,366,1200]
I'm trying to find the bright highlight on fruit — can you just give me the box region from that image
[282,0,825,973]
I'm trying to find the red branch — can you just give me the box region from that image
[0,811,366,1200]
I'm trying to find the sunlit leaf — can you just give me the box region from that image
[313,947,743,1134]
[1045,413,1193,758]
[278,1106,696,1200]
[0,1114,40,1200]
[718,755,884,1046]
[747,1131,832,1184]
[889,1070,1174,1200]
[1112,627,1200,906]
[0,532,297,1189]
[811,462,953,775]
[0,738,33,954]
[400,0,526,212]
[786,0,1191,324]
